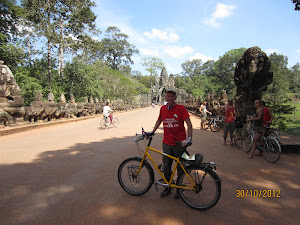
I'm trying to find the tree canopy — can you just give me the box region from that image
[100,26,139,70]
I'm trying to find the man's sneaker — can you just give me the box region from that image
[174,189,180,199]
[160,187,171,198]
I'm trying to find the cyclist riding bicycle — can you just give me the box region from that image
[103,102,113,123]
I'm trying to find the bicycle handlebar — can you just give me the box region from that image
[175,141,192,147]
[134,131,155,142]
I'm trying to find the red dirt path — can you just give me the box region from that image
[0,107,299,225]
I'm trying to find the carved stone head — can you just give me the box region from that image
[60,93,66,103]
[36,91,43,101]
[69,94,75,103]
[48,92,55,102]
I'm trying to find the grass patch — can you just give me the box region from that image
[281,100,300,136]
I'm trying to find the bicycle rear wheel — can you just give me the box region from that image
[112,117,119,128]
[118,157,154,196]
[263,137,281,163]
[177,165,221,211]
[268,131,280,143]
[233,128,243,149]
[243,131,253,153]
[100,118,107,129]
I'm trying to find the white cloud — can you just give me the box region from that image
[266,49,279,54]
[144,28,180,43]
[140,48,160,57]
[297,49,300,54]
[204,3,236,27]
[96,5,147,45]
[163,46,194,58]
[165,62,182,75]
[189,53,214,62]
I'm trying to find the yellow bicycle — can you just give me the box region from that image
[118,130,221,211]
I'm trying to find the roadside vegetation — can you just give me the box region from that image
[1,0,299,135]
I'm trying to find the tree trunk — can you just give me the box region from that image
[48,39,52,91]
[58,22,64,83]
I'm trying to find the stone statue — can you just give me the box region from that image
[89,96,94,103]
[25,90,45,122]
[169,74,175,87]
[0,60,25,124]
[60,93,66,103]
[218,90,228,106]
[154,73,159,87]
[160,67,169,87]
[36,91,43,101]
[48,92,55,102]
[43,92,57,121]
[69,94,75,104]
[234,46,273,116]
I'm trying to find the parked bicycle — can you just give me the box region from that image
[100,112,119,129]
[209,115,224,132]
[242,121,281,163]
[118,130,222,211]
[232,117,245,149]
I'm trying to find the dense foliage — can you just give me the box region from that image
[0,0,299,130]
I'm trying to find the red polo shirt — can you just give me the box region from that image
[158,104,190,145]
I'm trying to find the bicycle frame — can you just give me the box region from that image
[135,139,197,191]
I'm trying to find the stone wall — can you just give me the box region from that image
[0,61,151,128]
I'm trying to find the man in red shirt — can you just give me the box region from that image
[219,98,237,146]
[152,88,193,199]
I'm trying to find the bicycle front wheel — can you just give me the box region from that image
[177,165,221,211]
[118,157,154,196]
[233,129,243,149]
[112,117,119,128]
[263,137,281,163]
[210,120,221,132]
[243,131,253,153]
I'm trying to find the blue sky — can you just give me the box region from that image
[93,0,300,75]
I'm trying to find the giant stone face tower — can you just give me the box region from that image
[151,67,188,104]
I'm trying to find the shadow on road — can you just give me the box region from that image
[0,129,299,225]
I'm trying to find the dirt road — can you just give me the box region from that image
[0,107,299,225]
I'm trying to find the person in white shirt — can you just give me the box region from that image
[103,102,113,123]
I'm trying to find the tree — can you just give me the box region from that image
[100,26,139,70]
[141,56,165,88]
[21,0,98,89]
[292,0,300,10]
[264,53,292,129]
[0,0,25,67]
[55,0,98,80]
[181,59,202,78]
[71,34,102,64]
[290,63,300,98]
[213,47,246,96]
[0,0,22,44]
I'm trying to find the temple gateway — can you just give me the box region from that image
[151,67,189,104]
